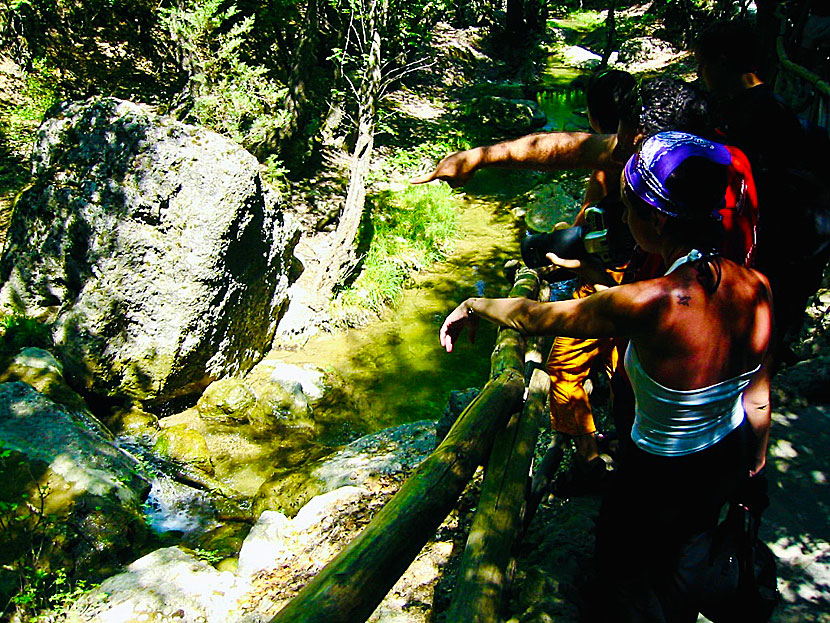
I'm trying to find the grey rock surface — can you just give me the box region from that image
[0,97,300,402]
[0,381,151,579]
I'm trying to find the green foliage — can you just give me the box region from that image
[159,0,289,152]
[0,57,58,182]
[0,450,89,621]
[0,314,53,354]
[336,183,459,315]
[261,154,289,192]
[191,547,224,564]
[551,8,605,31]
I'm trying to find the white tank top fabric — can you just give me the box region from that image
[627,249,760,457]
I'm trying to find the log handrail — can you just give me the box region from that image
[445,267,549,622]
[444,367,549,623]
[490,267,540,380]
[270,265,545,623]
[268,369,525,623]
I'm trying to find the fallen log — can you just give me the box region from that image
[269,368,525,623]
[490,267,540,380]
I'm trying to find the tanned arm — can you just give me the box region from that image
[744,270,774,475]
[412,132,618,188]
[439,283,658,353]
[743,363,771,475]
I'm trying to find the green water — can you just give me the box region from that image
[536,88,587,132]
[271,196,524,434]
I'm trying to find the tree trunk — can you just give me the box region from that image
[506,0,526,38]
[275,0,319,162]
[600,0,616,68]
[311,3,384,301]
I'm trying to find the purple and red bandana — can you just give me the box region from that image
[624,131,731,219]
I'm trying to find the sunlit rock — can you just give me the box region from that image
[236,509,291,580]
[69,546,261,623]
[197,377,258,424]
[154,424,214,475]
[105,403,159,436]
[196,374,317,435]
[0,97,300,403]
[616,36,680,69]
[0,346,88,412]
[559,45,602,69]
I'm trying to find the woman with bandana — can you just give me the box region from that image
[439,132,773,621]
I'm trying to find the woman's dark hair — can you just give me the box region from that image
[695,20,760,76]
[626,155,728,290]
[618,77,714,139]
[586,69,637,134]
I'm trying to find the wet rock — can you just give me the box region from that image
[197,378,258,425]
[196,373,318,435]
[154,424,214,475]
[0,382,151,590]
[0,97,300,403]
[106,403,159,436]
[254,420,436,516]
[253,360,345,411]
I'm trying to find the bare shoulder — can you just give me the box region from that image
[722,261,772,303]
[588,277,672,320]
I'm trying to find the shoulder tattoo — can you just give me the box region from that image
[676,292,691,306]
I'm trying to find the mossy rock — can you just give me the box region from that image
[153,424,214,475]
[196,378,257,424]
[189,521,250,562]
[0,347,87,412]
[254,469,325,518]
[107,404,160,436]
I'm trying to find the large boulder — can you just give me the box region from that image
[0,381,152,590]
[0,97,300,402]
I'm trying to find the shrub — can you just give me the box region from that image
[159,0,289,153]
[336,183,460,316]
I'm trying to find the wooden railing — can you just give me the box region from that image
[269,266,564,623]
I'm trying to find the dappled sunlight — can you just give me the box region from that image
[764,402,830,616]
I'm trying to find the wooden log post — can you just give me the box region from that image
[443,267,548,623]
[444,367,550,623]
[490,267,540,380]
[269,369,526,623]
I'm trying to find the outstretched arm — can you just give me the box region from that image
[439,285,655,352]
[412,132,618,188]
